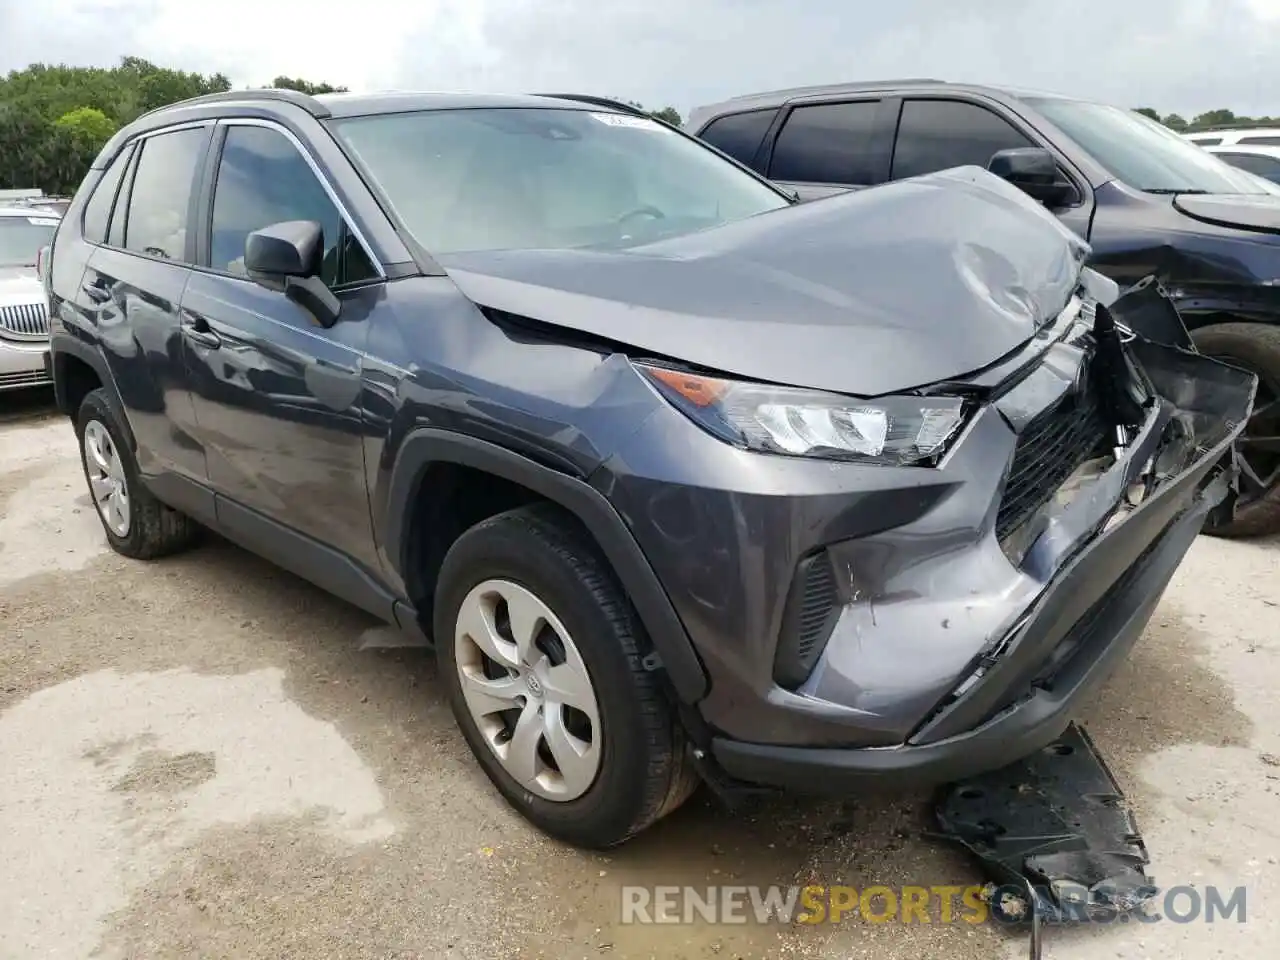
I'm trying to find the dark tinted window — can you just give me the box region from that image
[1191,137,1223,146]
[698,109,777,168]
[210,124,376,286]
[769,101,881,184]
[82,145,133,244]
[1218,152,1280,182]
[123,128,207,261]
[1238,136,1280,146]
[891,99,1033,180]
[107,146,137,249]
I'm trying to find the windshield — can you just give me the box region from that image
[0,215,58,267]
[330,107,790,254]
[1026,97,1277,196]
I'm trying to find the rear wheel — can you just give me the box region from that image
[1192,322,1280,538]
[434,503,698,848]
[75,388,200,558]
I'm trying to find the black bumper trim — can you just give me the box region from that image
[709,483,1213,792]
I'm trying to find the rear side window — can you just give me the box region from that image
[1218,152,1280,182]
[891,99,1033,180]
[122,127,207,262]
[208,124,377,287]
[768,101,881,185]
[698,110,777,168]
[81,145,133,244]
[1239,136,1280,146]
[1191,137,1223,146]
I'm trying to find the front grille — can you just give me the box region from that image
[773,552,840,689]
[0,302,50,341]
[995,374,1111,543]
[0,369,51,388]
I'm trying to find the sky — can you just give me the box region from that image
[3,0,1280,118]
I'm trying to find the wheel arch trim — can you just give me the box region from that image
[383,428,709,703]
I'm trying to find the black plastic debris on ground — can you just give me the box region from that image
[935,723,1157,950]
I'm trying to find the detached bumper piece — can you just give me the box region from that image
[934,723,1155,960]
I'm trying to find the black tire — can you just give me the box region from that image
[1191,323,1280,538]
[74,388,200,559]
[434,502,698,848]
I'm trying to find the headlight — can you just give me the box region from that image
[636,362,969,466]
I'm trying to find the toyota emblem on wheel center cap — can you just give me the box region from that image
[525,674,543,697]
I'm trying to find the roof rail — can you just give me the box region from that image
[137,87,332,121]
[532,93,650,117]
[726,78,947,102]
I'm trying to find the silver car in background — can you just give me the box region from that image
[0,205,60,392]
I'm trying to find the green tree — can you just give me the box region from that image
[1134,107,1160,121]
[0,55,236,192]
[269,76,349,95]
[649,106,682,126]
[1162,113,1188,132]
[54,106,119,144]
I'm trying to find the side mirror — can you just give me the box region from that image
[987,148,1075,207]
[244,220,341,327]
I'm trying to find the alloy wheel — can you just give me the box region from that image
[82,420,131,537]
[453,578,602,801]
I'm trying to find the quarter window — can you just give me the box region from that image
[698,109,777,169]
[122,127,207,261]
[209,124,376,286]
[82,144,133,245]
[891,99,1033,180]
[768,101,882,185]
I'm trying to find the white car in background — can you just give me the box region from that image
[1203,144,1280,185]
[1184,128,1280,148]
[0,205,60,392]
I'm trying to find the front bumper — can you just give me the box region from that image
[711,466,1223,791]
[0,337,51,391]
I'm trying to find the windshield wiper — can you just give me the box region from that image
[1144,188,1212,195]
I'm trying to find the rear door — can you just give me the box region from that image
[762,98,898,201]
[888,96,1095,240]
[181,118,384,572]
[78,122,214,492]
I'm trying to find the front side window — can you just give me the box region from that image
[122,127,207,261]
[768,101,881,185]
[209,124,376,286]
[331,107,789,255]
[0,215,58,268]
[891,99,1034,180]
[1238,136,1280,146]
[1027,98,1273,195]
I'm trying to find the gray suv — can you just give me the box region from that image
[46,88,1251,848]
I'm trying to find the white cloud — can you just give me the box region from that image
[3,0,1280,117]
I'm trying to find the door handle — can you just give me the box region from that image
[180,312,222,349]
[81,282,110,304]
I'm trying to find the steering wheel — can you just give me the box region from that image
[617,205,666,225]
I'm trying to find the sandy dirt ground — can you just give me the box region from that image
[1,387,1276,960]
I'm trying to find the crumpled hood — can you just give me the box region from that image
[1173,192,1280,236]
[0,266,42,307]
[437,166,1091,396]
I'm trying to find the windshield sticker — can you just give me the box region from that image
[590,112,666,131]
[26,217,59,227]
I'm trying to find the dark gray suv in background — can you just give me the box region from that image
[689,80,1280,536]
[46,89,1252,848]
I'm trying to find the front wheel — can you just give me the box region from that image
[1193,322,1280,538]
[433,503,698,848]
